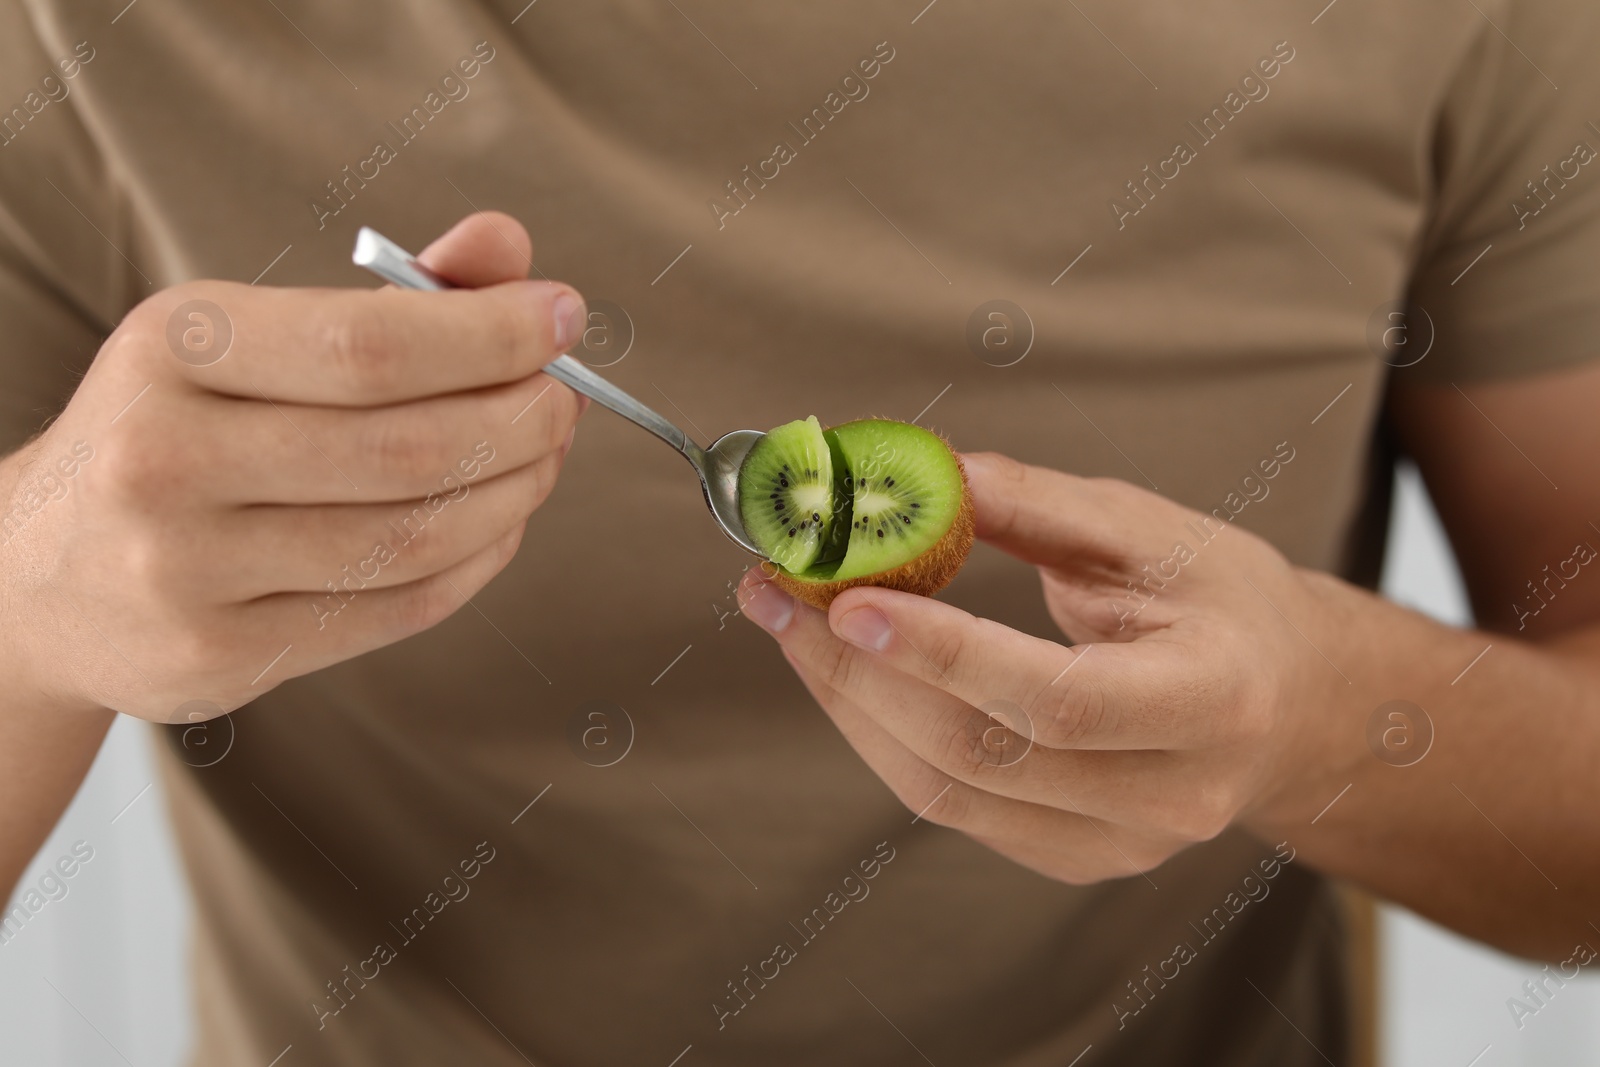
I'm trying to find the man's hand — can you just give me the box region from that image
[741,442,1600,959]
[737,451,1359,884]
[0,211,585,724]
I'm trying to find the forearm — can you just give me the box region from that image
[1245,570,1600,961]
[0,690,114,895]
[0,444,114,895]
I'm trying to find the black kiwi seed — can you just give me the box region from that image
[912,502,920,508]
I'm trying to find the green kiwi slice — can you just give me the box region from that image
[736,416,837,573]
[820,419,965,581]
[737,417,973,607]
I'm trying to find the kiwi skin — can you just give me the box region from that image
[770,447,976,610]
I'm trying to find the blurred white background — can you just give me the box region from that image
[1,462,1597,1065]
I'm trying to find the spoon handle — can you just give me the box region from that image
[352,227,702,461]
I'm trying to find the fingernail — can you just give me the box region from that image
[552,291,586,352]
[561,425,577,456]
[740,579,795,634]
[835,606,892,652]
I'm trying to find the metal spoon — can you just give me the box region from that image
[351,227,764,556]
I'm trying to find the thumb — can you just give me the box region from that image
[413,211,587,364]
[416,211,536,288]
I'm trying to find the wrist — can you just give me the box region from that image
[1243,567,1477,835]
[0,444,104,721]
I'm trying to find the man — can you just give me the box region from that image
[2,1,1597,1064]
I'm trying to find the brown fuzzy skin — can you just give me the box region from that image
[774,450,975,610]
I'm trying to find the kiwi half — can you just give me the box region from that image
[737,418,974,608]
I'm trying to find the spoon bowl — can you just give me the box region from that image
[692,429,765,555]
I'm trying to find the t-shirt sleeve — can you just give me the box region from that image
[1403,0,1600,383]
[0,8,130,454]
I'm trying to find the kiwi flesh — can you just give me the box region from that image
[736,415,836,574]
[737,418,974,608]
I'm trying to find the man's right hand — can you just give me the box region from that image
[0,211,585,724]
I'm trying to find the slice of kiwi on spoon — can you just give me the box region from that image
[738,415,837,574]
[738,418,974,608]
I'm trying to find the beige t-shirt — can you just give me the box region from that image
[4,1,1600,1064]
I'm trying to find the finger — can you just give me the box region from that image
[142,275,585,407]
[190,370,579,504]
[415,211,537,287]
[237,516,532,681]
[818,580,1216,751]
[782,648,1170,882]
[962,451,1178,567]
[748,575,1151,820]
[209,453,562,598]
[410,212,582,377]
